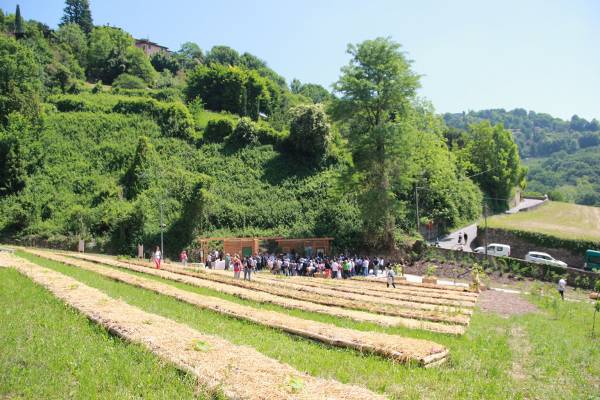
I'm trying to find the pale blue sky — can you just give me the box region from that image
[5,0,600,120]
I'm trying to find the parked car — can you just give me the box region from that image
[474,243,511,257]
[525,251,567,268]
[584,249,600,272]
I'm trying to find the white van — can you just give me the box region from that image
[525,251,567,268]
[474,243,511,257]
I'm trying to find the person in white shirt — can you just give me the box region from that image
[331,260,339,279]
[557,277,567,300]
[363,258,370,276]
[153,246,162,269]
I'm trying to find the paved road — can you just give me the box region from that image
[434,223,478,252]
[506,198,545,214]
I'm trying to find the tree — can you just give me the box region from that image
[289,104,331,163]
[86,26,157,84]
[461,121,526,210]
[205,45,240,66]
[330,37,420,248]
[121,136,157,200]
[113,73,146,89]
[176,42,203,70]
[151,51,179,74]
[61,0,93,34]
[14,4,24,36]
[186,64,270,120]
[53,23,87,66]
[0,35,42,125]
[0,9,5,31]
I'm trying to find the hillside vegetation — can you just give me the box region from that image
[444,108,600,158]
[0,4,530,256]
[486,201,600,243]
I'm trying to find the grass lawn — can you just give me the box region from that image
[10,251,600,399]
[486,201,600,242]
[0,268,201,400]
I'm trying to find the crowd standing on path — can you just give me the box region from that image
[200,251,398,281]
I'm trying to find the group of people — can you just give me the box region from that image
[203,252,399,287]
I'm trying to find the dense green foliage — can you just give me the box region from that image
[526,147,600,206]
[445,108,600,206]
[444,108,600,158]
[330,38,482,247]
[0,35,42,124]
[288,104,331,163]
[457,121,526,211]
[0,5,490,254]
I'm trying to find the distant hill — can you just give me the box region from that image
[443,109,600,158]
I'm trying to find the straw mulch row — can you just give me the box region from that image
[255,273,479,303]
[3,253,386,399]
[74,254,470,325]
[356,275,477,294]
[28,250,449,366]
[201,268,476,308]
[66,252,466,334]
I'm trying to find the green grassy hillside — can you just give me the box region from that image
[486,201,600,242]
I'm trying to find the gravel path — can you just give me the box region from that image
[477,290,539,316]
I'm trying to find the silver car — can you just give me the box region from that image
[525,251,567,268]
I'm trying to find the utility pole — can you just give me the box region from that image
[160,201,164,260]
[483,203,488,258]
[415,185,420,234]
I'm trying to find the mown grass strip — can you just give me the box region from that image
[0,269,202,400]
[31,249,449,366]
[7,252,385,400]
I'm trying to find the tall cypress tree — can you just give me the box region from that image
[61,0,93,34]
[0,9,5,31]
[14,5,24,36]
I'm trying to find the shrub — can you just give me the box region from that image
[113,98,194,140]
[113,73,147,90]
[203,119,233,143]
[288,104,331,163]
[230,117,258,145]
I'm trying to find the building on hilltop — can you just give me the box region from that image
[135,38,169,56]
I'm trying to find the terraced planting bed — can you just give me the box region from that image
[3,252,384,399]
[26,249,449,366]
[68,251,466,334]
[72,252,473,327]
[4,248,599,399]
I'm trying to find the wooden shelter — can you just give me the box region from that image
[197,236,333,261]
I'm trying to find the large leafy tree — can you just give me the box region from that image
[461,121,526,210]
[0,35,42,125]
[330,37,420,248]
[60,0,93,34]
[53,23,87,67]
[186,64,270,120]
[205,45,240,66]
[289,104,331,163]
[86,26,156,84]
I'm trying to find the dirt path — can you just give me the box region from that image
[508,325,532,383]
[65,252,467,334]
[477,290,538,317]
[29,249,449,366]
[3,252,386,400]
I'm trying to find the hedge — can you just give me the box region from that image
[424,246,599,289]
[203,119,233,143]
[48,94,195,141]
[479,226,599,255]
